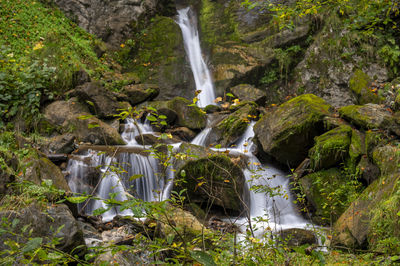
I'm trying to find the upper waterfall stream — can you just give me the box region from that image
[66,6,311,234]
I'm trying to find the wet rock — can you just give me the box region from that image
[74,81,121,119]
[308,125,352,170]
[204,104,222,114]
[211,103,257,147]
[122,84,160,106]
[280,228,318,247]
[339,104,400,135]
[0,204,85,255]
[134,133,181,145]
[167,127,197,142]
[44,99,125,145]
[254,94,332,166]
[230,84,266,105]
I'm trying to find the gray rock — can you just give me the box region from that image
[230,84,266,105]
[0,204,85,255]
[54,0,158,48]
[122,84,160,106]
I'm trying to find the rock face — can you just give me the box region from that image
[280,228,318,247]
[44,99,125,145]
[121,84,159,106]
[175,143,246,214]
[0,204,85,254]
[254,94,332,166]
[54,0,159,47]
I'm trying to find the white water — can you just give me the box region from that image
[65,6,311,235]
[177,7,216,108]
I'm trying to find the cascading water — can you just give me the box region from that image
[66,6,311,236]
[177,7,216,108]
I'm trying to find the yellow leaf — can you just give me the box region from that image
[166,133,173,139]
[33,42,43,50]
[148,222,157,228]
[214,97,223,103]
[120,43,125,48]
[224,179,230,183]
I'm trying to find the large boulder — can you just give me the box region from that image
[254,94,332,166]
[372,144,400,176]
[44,99,125,145]
[174,143,246,214]
[54,0,162,48]
[23,154,71,192]
[339,104,400,135]
[308,125,352,170]
[333,173,400,250]
[0,204,85,255]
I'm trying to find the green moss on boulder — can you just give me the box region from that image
[372,144,400,176]
[254,94,332,166]
[309,125,352,170]
[300,168,358,225]
[349,69,382,105]
[175,153,245,214]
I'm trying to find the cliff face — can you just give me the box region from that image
[53,0,160,48]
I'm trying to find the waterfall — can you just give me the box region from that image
[65,6,310,234]
[177,7,216,108]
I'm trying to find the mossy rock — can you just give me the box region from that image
[339,104,400,135]
[309,125,352,170]
[230,84,266,105]
[349,69,383,105]
[365,130,385,157]
[333,174,400,250]
[299,168,355,225]
[150,97,207,130]
[254,94,332,166]
[372,144,400,176]
[175,154,245,214]
[127,16,194,100]
[212,103,257,147]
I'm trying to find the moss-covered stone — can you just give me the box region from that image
[254,94,332,166]
[349,69,382,105]
[372,144,400,176]
[175,152,245,214]
[300,168,356,225]
[333,174,400,250]
[212,103,257,147]
[365,130,385,156]
[309,125,352,170]
[339,104,398,133]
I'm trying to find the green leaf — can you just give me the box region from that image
[189,250,216,266]
[214,144,221,149]
[22,237,42,253]
[129,174,143,181]
[11,219,19,229]
[226,92,234,97]
[86,100,95,107]
[88,123,100,129]
[66,196,89,204]
[159,115,167,119]
[77,114,94,120]
[92,207,109,216]
[147,115,157,122]
[147,106,157,112]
